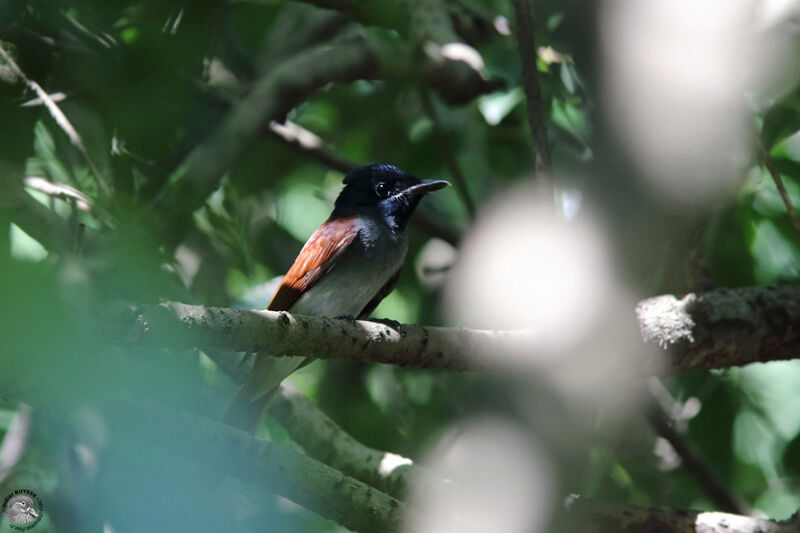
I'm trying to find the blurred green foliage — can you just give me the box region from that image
[1,0,800,531]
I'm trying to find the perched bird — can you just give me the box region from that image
[225,164,449,430]
[4,495,39,525]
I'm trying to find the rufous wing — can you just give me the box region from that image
[268,216,359,311]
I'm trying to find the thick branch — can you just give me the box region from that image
[273,0,497,44]
[119,284,800,373]
[564,500,795,533]
[117,301,516,370]
[636,285,800,372]
[267,120,358,174]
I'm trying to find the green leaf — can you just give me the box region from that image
[478,88,524,126]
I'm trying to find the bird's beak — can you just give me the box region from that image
[400,179,450,198]
[29,509,38,519]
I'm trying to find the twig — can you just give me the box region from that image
[0,45,111,197]
[753,126,800,242]
[512,0,551,180]
[419,86,476,219]
[24,176,91,211]
[268,121,358,174]
[2,188,98,253]
[645,380,748,514]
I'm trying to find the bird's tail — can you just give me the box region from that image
[223,354,306,431]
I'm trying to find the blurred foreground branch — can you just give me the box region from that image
[117,301,516,370]
[117,283,800,373]
[0,373,405,532]
[0,185,96,254]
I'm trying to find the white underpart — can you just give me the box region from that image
[260,216,409,393]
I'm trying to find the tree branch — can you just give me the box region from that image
[116,301,515,370]
[267,120,359,174]
[156,33,498,241]
[269,384,415,499]
[203,347,418,499]
[115,284,800,374]
[753,125,800,242]
[512,0,551,180]
[563,500,795,533]
[636,285,800,372]
[0,185,96,254]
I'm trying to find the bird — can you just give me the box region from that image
[4,495,39,525]
[224,164,449,430]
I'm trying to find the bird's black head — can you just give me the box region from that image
[332,164,449,231]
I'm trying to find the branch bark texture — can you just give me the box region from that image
[565,501,795,533]
[270,384,414,499]
[0,371,405,533]
[636,285,800,372]
[119,284,800,374]
[118,301,516,370]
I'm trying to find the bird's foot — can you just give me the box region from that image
[371,317,402,331]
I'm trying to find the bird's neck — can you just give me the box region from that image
[330,206,406,234]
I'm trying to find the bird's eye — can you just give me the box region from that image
[375,182,389,198]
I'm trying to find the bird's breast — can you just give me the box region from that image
[291,217,408,317]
